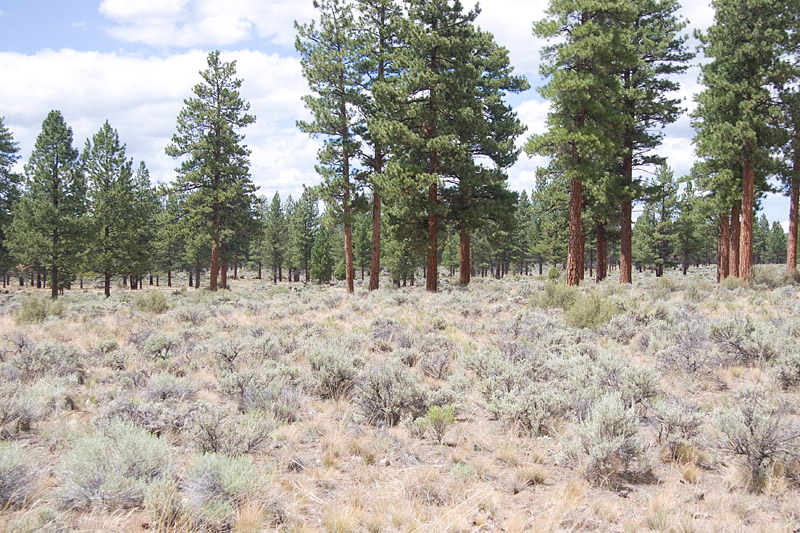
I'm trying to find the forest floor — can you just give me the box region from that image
[1,265,800,532]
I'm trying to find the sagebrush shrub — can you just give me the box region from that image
[650,397,703,459]
[713,386,800,493]
[142,332,181,360]
[564,292,620,329]
[414,405,456,444]
[183,452,260,530]
[356,359,427,426]
[0,386,40,438]
[532,282,578,309]
[307,342,362,400]
[710,314,777,366]
[57,422,172,510]
[187,405,273,456]
[12,343,86,383]
[144,373,198,402]
[575,393,645,482]
[0,441,40,509]
[771,352,800,390]
[219,366,306,423]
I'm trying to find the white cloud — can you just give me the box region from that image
[0,48,320,199]
[99,0,315,48]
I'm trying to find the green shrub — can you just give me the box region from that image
[750,265,794,290]
[564,292,621,329]
[650,397,703,459]
[772,352,800,390]
[142,332,181,360]
[414,405,456,444]
[187,405,273,456]
[713,386,800,493]
[134,290,169,314]
[144,476,182,531]
[547,267,560,281]
[356,360,427,426]
[57,422,172,510]
[14,293,64,324]
[0,441,40,509]
[532,282,578,309]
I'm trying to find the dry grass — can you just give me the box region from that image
[0,267,799,531]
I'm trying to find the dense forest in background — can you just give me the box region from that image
[0,0,799,298]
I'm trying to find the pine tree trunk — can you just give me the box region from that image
[718,213,730,282]
[233,254,238,279]
[210,206,220,291]
[188,271,193,287]
[220,255,228,290]
[104,269,111,298]
[566,178,583,286]
[51,229,58,299]
[619,128,634,284]
[168,269,172,287]
[258,261,262,280]
[369,192,382,291]
[344,189,355,295]
[788,130,799,274]
[427,183,438,293]
[279,264,282,282]
[459,230,471,286]
[740,156,755,280]
[596,223,607,282]
[194,264,201,288]
[730,204,740,278]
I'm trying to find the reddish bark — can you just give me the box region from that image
[740,156,755,280]
[566,178,583,286]
[729,203,740,278]
[718,213,730,282]
[369,190,382,291]
[788,130,799,274]
[459,230,471,286]
[596,223,607,282]
[427,183,438,292]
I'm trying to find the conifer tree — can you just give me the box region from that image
[288,187,319,281]
[310,226,334,284]
[82,121,137,297]
[297,0,363,294]
[352,211,372,280]
[6,111,86,298]
[694,0,793,280]
[261,192,288,283]
[166,50,255,291]
[355,0,402,291]
[615,0,692,284]
[526,0,636,286]
[0,117,21,285]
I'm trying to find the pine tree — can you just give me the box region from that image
[0,117,21,285]
[166,50,256,291]
[126,162,159,287]
[753,214,771,265]
[310,226,334,284]
[766,221,787,264]
[297,0,363,294]
[526,0,636,286]
[6,110,86,298]
[616,0,692,284]
[153,186,186,287]
[352,211,372,280]
[694,0,794,280]
[378,0,484,292]
[288,187,319,282]
[261,192,287,283]
[673,180,705,275]
[82,121,137,297]
[355,0,402,291]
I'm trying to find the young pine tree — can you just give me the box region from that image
[7,111,86,298]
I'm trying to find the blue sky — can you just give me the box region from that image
[0,0,791,226]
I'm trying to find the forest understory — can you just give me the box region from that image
[1,266,800,532]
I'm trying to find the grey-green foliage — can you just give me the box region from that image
[414,404,456,444]
[771,352,800,390]
[182,452,259,530]
[218,365,306,423]
[144,476,182,532]
[713,386,800,493]
[575,392,645,482]
[650,397,704,457]
[0,441,40,509]
[186,404,273,456]
[12,343,85,383]
[57,422,171,510]
[307,342,363,400]
[356,359,427,426]
[144,373,198,402]
[142,332,181,360]
[710,314,778,366]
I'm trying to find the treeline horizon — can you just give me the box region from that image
[1,0,799,298]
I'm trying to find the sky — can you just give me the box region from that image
[0,0,791,226]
